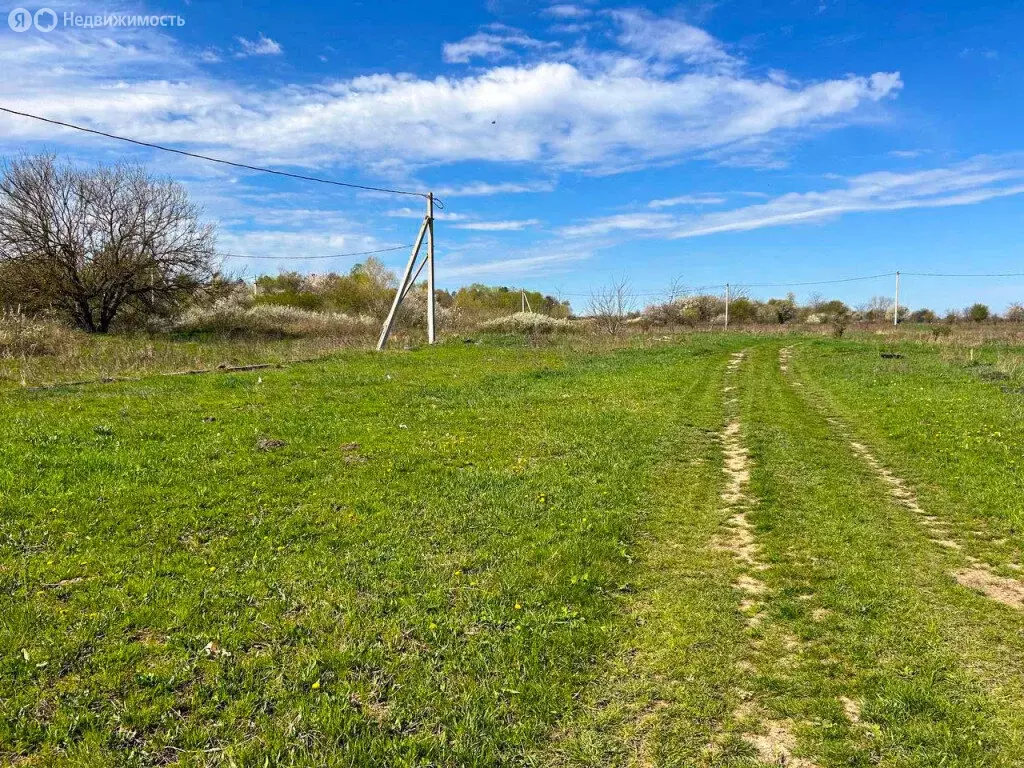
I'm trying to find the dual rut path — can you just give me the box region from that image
[553,341,1024,766]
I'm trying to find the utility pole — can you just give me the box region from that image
[521,289,526,313]
[724,282,730,329]
[426,192,436,345]
[894,270,900,327]
[377,192,436,350]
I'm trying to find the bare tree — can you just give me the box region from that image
[664,275,689,303]
[0,154,217,332]
[589,277,635,335]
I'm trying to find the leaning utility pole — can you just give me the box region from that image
[377,192,436,350]
[724,282,730,329]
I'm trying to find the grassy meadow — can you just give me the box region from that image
[3,331,1024,766]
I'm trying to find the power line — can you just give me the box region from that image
[217,244,411,261]
[558,271,894,297]
[0,105,431,200]
[902,271,1024,278]
[732,272,896,288]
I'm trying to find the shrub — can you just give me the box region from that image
[966,303,991,323]
[909,308,938,323]
[641,295,725,328]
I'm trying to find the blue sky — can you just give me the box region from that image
[1,0,1023,312]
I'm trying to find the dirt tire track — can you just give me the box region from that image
[720,350,821,767]
[779,345,1024,612]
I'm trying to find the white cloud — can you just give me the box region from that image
[648,193,727,208]
[561,156,1024,239]
[442,30,555,64]
[453,218,540,231]
[441,248,591,278]
[610,9,735,70]
[542,4,592,19]
[386,208,470,221]
[235,33,283,57]
[0,15,901,177]
[434,180,555,196]
[561,212,678,237]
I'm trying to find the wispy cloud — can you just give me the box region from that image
[453,218,541,231]
[441,248,591,278]
[434,180,555,197]
[562,156,1024,239]
[648,193,727,208]
[542,4,592,19]
[386,208,470,221]
[235,33,283,57]
[610,8,736,70]
[561,212,677,237]
[442,28,556,63]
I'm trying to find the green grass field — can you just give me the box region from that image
[3,334,1024,766]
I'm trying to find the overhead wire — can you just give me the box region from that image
[0,105,437,202]
[556,271,896,298]
[217,244,412,261]
[902,271,1024,278]
[6,106,1023,290]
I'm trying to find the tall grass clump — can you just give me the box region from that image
[0,310,80,358]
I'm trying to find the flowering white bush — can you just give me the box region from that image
[479,312,578,334]
[176,300,376,337]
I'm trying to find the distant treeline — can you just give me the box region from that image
[253,260,571,321]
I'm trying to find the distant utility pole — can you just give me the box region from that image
[894,270,900,327]
[724,282,730,329]
[520,289,532,313]
[377,192,436,350]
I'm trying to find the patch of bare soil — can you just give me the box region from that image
[748,721,817,767]
[840,696,862,724]
[734,702,819,768]
[954,568,1024,610]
